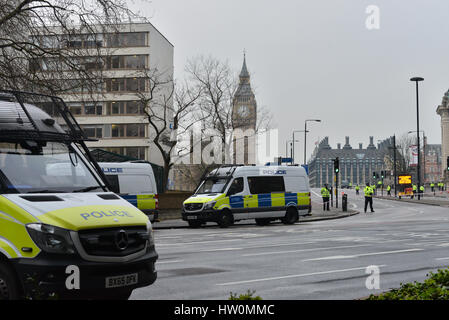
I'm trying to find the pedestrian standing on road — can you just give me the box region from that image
[420,185,425,198]
[431,182,435,193]
[364,183,374,213]
[321,184,330,211]
[355,185,360,195]
[412,184,417,199]
[387,185,391,196]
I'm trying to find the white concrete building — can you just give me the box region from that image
[35,23,174,166]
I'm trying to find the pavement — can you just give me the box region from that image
[374,192,449,207]
[152,206,359,230]
[131,188,449,300]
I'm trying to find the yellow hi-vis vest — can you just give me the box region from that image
[321,188,330,197]
[364,186,373,197]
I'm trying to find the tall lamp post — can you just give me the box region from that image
[304,119,322,165]
[410,77,424,200]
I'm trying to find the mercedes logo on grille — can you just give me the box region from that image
[115,229,129,251]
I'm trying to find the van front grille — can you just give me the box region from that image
[78,227,148,257]
[184,203,203,211]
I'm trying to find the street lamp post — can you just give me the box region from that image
[304,119,322,165]
[410,77,424,200]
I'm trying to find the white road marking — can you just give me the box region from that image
[157,260,184,264]
[241,244,371,257]
[436,257,449,261]
[157,239,241,246]
[216,265,387,286]
[303,248,423,261]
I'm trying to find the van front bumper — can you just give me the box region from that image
[182,209,217,223]
[12,246,157,298]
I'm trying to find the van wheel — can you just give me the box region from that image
[282,207,298,225]
[255,218,271,226]
[188,220,203,228]
[0,261,21,300]
[218,211,233,228]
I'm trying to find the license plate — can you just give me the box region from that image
[105,273,138,288]
[187,216,197,220]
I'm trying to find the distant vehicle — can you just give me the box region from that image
[182,165,311,228]
[340,181,350,189]
[100,162,159,222]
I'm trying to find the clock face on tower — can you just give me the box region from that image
[237,105,250,118]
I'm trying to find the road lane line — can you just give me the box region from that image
[435,257,449,261]
[216,265,387,286]
[241,244,371,257]
[157,260,184,264]
[302,248,423,261]
[157,239,240,246]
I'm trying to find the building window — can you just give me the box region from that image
[106,101,144,115]
[103,147,146,160]
[111,124,146,138]
[106,55,147,69]
[106,32,146,47]
[81,125,103,138]
[106,78,146,93]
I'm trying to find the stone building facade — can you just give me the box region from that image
[308,136,393,188]
[437,90,449,184]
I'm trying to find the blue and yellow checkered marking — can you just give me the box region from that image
[122,194,156,210]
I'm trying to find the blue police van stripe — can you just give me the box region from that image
[230,196,244,208]
[285,193,298,205]
[121,195,138,207]
[258,194,271,207]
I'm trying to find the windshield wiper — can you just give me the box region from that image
[27,190,65,194]
[73,186,103,193]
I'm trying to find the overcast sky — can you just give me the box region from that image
[130,0,449,162]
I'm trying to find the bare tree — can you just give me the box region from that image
[0,0,144,95]
[138,69,203,190]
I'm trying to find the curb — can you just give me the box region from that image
[153,210,359,230]
[374,196,449,207]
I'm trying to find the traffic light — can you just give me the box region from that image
[373,171,376,179]
[447,156,449,171]
[334,157,339,173]
[381,170,385,179]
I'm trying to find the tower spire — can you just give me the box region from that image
[239,50,249,79]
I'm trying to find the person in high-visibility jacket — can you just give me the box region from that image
[412,184,417,199]
[321,184,330,211]
[364,183,374,213]
[355,185,360,195]
[430,183,435,193]
[419,185,425,197]
[387,185,391,196]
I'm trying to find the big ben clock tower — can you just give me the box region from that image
[232,53,257,164]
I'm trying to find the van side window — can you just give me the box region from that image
[247,176,285,194]
[105,174,120,193]
[227,177,244,196]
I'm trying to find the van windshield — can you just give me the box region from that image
[195,178,229,194]
[0,141,103,193]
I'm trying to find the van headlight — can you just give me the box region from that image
[146,220,155,247]
[26,224,76,254]
[203,201,216,210]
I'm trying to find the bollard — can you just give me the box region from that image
[342,193,348,212]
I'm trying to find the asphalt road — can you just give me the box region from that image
[131,188,449,300]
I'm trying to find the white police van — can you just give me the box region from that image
[182,165,311,227]
[99,162,159,222]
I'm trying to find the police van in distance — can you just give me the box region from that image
[182,165,311,228]
[99,162,159,222]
